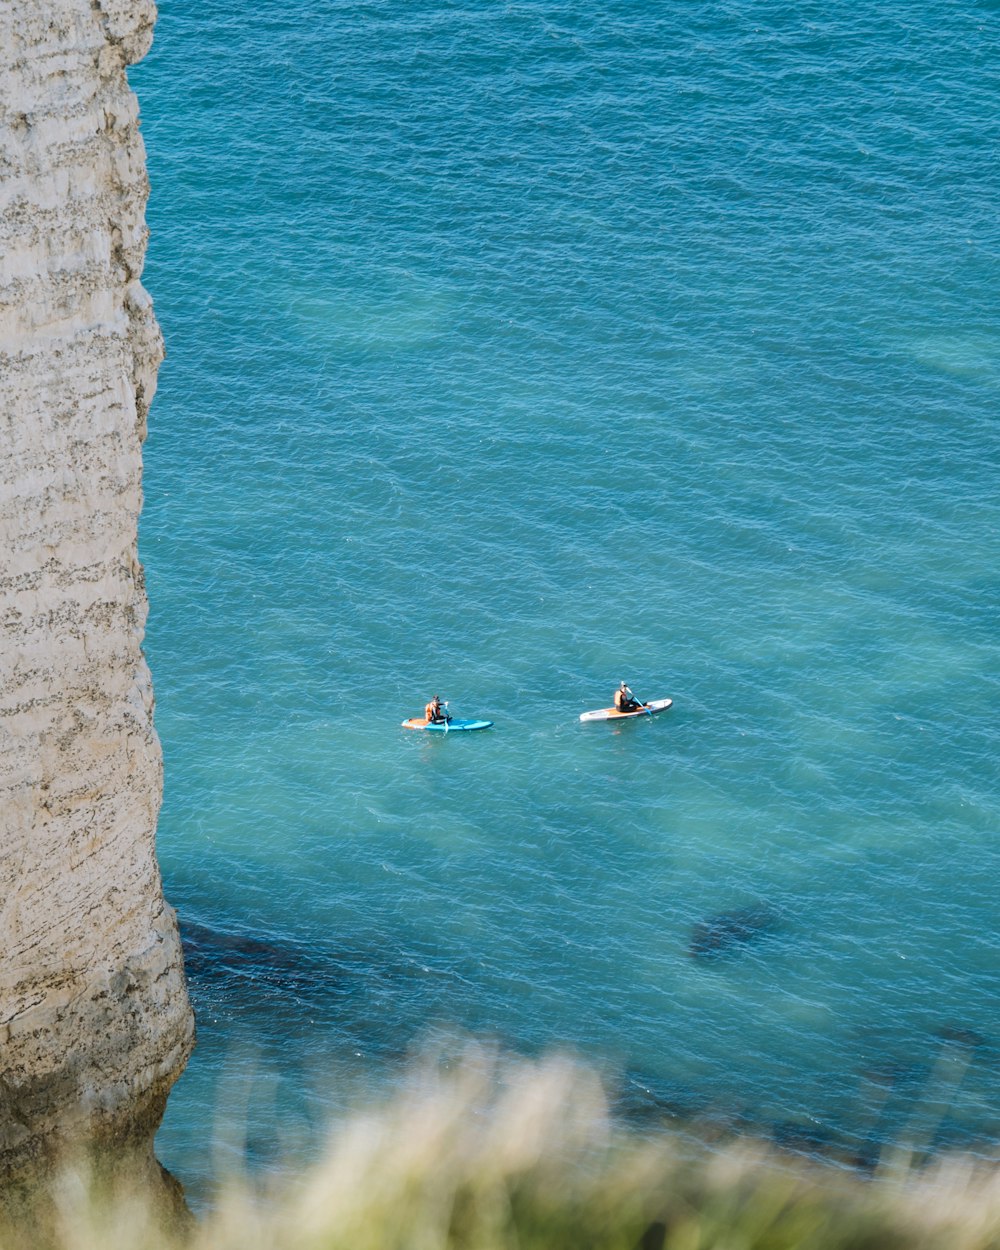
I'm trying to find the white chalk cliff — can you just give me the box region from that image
[0,0,193,1179]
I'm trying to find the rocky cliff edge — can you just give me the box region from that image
[0,0,194,1183]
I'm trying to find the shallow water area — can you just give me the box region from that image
[132,0,1000,1200]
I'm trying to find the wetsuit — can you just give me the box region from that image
[615,686,641,713]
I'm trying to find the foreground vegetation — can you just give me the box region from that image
[8,1052,1000,1250]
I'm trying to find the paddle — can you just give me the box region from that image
[443,700,450,732]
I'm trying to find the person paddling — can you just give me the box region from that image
[424,694,451,725]
[614,681,643,713]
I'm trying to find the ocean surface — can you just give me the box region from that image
[131,0,1000,1198]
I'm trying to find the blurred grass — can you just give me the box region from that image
[5,1051,1000,1250]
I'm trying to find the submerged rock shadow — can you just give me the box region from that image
[179,918,354,1002]
[176,915,497,1069]
[688,904,782,961]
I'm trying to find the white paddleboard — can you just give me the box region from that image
[579,697,673,723]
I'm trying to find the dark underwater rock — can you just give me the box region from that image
[616,1071,703,1128]
[858,1059,929,1091]
[770,1118,836,1156]
[935,1026,988,1051]
[688,905,780,960]
[178,917,348,1000]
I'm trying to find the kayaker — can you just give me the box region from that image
[614,681,642,713]
[425,694,450,724]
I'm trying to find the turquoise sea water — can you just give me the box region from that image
[132,0,1000,1196]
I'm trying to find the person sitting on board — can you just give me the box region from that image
[424,694,450,724]
[614,681,642,713]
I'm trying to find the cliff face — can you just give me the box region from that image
[0,0,193,1179]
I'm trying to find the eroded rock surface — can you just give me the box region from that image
[0,0,193,1181]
